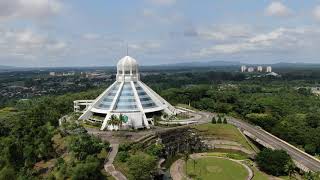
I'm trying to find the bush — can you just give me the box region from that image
[127,154,157,180]
[256,149,294,176]
[223,118,227,124]
[117,151,130,162]
[217,116,222,124]
[119,143,132,152]
[211,117,216,124]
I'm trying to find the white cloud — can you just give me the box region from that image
[314,6,320,21]
[191,27,317,58]
[197,25,253,41]
[0,28,67,60]
[265,2,291,17]
[0,0,62,21]
[148,0,176,6]
[83,33,100,40]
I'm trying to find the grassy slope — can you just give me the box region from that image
[192,124,254,151]
[186,157,248,180]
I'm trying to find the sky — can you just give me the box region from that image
[1,0,320,67]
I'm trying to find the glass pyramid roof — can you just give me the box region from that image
[94,82,158,111]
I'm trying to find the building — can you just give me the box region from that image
[257,66,263,72]
[247,67,254,72]
[49,72,56,76]
[76,56,177,130]
[241,65,247,72]
[266,66,272,73]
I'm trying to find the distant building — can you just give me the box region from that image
[241,65,247,72]
[257,66,263,72]
[247,67,254,72]
[266,72,279,77]
[49,72,56,76]
[266,66,272,73]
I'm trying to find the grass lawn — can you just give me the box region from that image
[193,124,255,151]
[186,157,248,180]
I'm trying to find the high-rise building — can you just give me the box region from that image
[266,66,272,73]
[257,66,263,72]
[77,56,177,130]
[247,67,254,72]
[241,65,247,72]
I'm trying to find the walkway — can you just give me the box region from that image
[104,144,127,180]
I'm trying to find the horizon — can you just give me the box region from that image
[1,0,320,67]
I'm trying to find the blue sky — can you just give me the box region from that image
[1,0,320,67]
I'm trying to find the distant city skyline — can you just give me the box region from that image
[1,0,320,67]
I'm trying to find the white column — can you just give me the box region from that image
[131,81,150,129]
[101,82,124,130]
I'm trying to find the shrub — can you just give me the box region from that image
[256,149,294,176]
[211,117,216,124]
[117,151,130,162]
[217,116,222,124]
[223,118,227,124]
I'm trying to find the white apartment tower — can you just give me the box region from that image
[241,65,247,72]
[266,66,272,73]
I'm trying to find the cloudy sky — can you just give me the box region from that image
[1,0,320,67]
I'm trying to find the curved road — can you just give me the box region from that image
[175,108,320,172]
[227,117,320,172]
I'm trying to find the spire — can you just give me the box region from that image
[126,43,129,56]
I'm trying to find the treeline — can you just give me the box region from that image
[160,84,320,155]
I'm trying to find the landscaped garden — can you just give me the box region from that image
[186,156,249,180]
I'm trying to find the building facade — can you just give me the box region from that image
[76,56,177,130]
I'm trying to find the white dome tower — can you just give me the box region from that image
[78,55,176,131]
[116,56,139,82]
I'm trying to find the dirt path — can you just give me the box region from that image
[170,159,191,180]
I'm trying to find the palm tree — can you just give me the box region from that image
[193,159,197,173]
[183,151,190,176]
[108,115,119,130]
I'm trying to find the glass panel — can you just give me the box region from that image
[134,83,158,109]
[115,83,138,110]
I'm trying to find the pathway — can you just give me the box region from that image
[104,144,127,180]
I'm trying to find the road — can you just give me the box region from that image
[228,117,320,172]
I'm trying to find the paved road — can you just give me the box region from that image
[228,117,320,172]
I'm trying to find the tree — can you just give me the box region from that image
[183,151,190,176]
[70,156,104,180]
[127,154,157,180]
[68,134,109,160]
[0,166,16,180]
[117,151,130,162]
[193,159,197,173]
[223,117,228,124]
[306,113,320,128]
[285,160,296,178]
[217,116,222,124]
[256,149,294,176]
[211,117,216,124]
